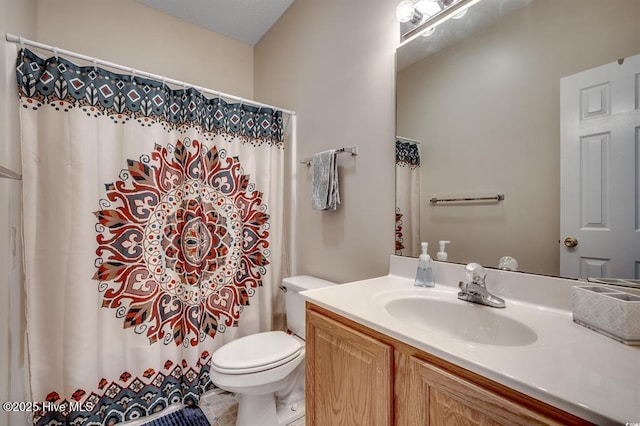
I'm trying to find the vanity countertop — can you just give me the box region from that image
[301,257,640,425]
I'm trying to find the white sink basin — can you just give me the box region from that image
[383,295,537,346]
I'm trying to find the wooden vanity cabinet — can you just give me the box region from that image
[399,355,564,425]
[305,308,393,426]
[306,303,590,426]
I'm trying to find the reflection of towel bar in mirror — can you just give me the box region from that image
[430,194,504,204]
[0,165,22,180]
[300,146,358,166]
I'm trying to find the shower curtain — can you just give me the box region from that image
[16,48,285,425]
[395,140,421,257]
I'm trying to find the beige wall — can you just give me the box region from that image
[36,0,254,98]
[1,1,37,424]
[397,0,640,275]
[254,0,399,283]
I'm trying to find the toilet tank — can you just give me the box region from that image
[282,275,336,339]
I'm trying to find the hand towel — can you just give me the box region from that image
[311,149,340,211]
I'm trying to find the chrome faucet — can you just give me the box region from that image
[458,263,506,308]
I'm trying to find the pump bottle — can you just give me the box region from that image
[436,240,450,261]
[414,242,435,287]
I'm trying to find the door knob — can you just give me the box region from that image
[564,237,578,248]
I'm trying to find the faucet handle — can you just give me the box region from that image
[465,263,486,285]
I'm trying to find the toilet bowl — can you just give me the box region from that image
[210,275,336,426]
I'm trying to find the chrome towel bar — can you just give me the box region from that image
[300,147,358,166]
[430,194,504,204]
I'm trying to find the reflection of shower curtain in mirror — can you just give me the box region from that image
[17,48,285,425]
[395,140,421,257]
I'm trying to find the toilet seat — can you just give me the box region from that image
[212,331,302,375]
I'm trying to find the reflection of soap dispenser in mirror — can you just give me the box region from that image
[436,240,450,261]
[415,242,435,287]
[498,256,518,271]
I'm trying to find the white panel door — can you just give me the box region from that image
[560,53,640,279]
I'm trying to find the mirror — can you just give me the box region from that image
[395,0,640,278]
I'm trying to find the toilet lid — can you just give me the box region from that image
[212,331,302,374]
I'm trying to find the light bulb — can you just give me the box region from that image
[415,0,442,17]
[421,27,436,37]
[396,1,415,22]
[452,7,468,19]
[396,0,424,25]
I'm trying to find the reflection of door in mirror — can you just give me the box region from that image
[560,54,640,279]
[395,138,421,257]
[396,0,640,278]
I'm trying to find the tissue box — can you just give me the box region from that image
[572,285,640,345]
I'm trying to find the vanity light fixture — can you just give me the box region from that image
[399,0,485,44]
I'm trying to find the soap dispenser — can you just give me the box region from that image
[436,240,450,261]
[415,242,435,287]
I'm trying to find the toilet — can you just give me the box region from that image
[210,275,336,426]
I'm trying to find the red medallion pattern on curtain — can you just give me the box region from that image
[94,139,270,346]
[17,47,284,425]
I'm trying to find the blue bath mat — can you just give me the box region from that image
[142,406,210,426]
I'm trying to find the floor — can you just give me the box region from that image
[199,390,305,426]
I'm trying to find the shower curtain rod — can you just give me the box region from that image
[5,33,296,116]
[396,136,420,144]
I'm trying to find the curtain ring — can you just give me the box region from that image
[53,47,59,60]
[92,58,98,72]
[130,68,136,84]
[19,36,25,50]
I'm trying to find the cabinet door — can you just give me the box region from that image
[404,356,562,426]
[306,308,393,426]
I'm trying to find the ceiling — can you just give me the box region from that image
[135,0,295,45]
